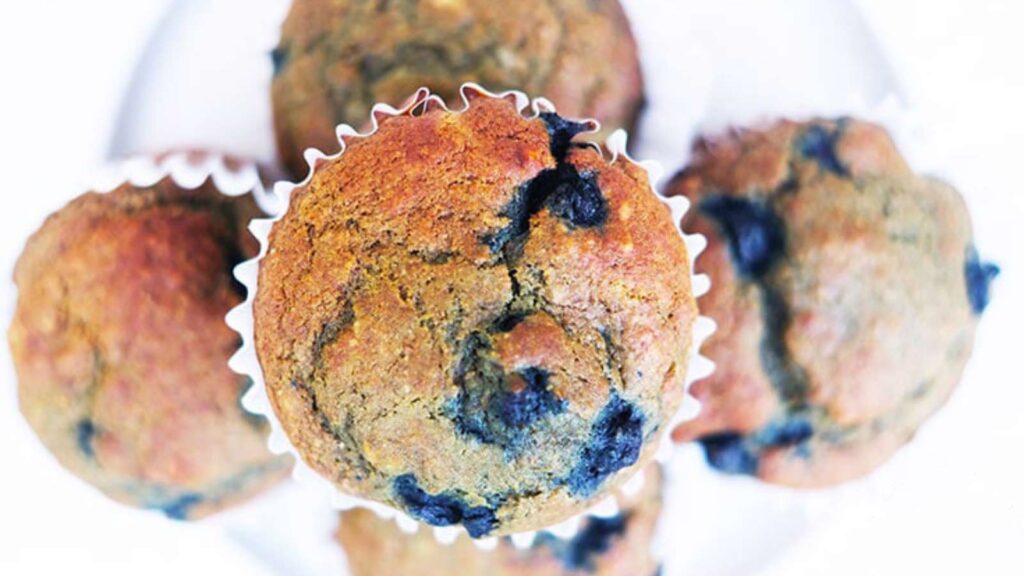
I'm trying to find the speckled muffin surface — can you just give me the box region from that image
[9,177,293,519]
[271,0,644,177]
[254,94,695,536]
[668,119,998,487]
[337,464,663,576]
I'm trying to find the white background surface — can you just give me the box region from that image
[1,1,1022,574]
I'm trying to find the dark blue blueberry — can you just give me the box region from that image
[483,175,545,254]
[492,311,528,333]
[392,474,463,526]
[699,432,759,476]
[564,514,628,570]
[965,248,999,315]
[270,46,288,77]
[652,566,664,576]
[392,474,498,538]
[540,112,591,160]
[156,493,203,521]
[547,168,608,229]
[461,506,500,539]
[701,195,785,278]
[564,393,645,497]
[797,124,847,176]
[76,419,96,458]
[485,164,608,254]
[760,419,814,447]
[534,513,630,571]
[500,368,566,428]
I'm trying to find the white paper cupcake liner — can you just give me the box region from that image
[225,83,716,549]
[87,151,277,212]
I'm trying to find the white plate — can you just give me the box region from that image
[69,0,1024,574]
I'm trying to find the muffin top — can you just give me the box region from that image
[254,92,695,535]
[271,0,644,176]
[337,464,664,576]
[9,175,292,519]
[668,119,996,487]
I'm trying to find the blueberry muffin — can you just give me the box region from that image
[337,464,663,576]
[253,91,696,535]
[667,119,998,487]
[271,0,645,177]
[9,176,293,519]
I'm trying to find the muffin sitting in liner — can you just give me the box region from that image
[9,160,293,519]
[667,119,998,487]
[271,0,645,176]
[337,464,664,576]
[253,89,697,536]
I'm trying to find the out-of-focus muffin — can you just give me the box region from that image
[10,174,292,519]
[337,465,664,576]
[271,0,645,176]
[668,118,998,487]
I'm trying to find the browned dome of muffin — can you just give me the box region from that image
[667,119,997,487]
[9,175,293,519]
[337,464,664,576]
[271,0,645,177]
[254,92,695,536]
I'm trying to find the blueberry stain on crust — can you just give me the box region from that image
[270,46,289,77]
[76,419,97,458]
[446,333,566,453]
[759,418,814,448]
[535,512,629,571]
[564,392,645,497]
[965,247,999,314]
[500,367,566,428]
[796,123,848,176]
[699,432,759,475]
[154,493,203,521]
[700,418,814,476]
[700,195,785,279]
[701,192,808,404]
[392,474,498,538]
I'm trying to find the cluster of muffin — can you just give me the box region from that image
[8,0,997,573]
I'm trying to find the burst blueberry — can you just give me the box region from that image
[540,112,592,160]
[564,393,645,497]
[547,167,608,229]
[392,474,498,537]
[500,368,566,428]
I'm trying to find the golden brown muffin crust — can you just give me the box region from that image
[271,0,645,176]
[255,94,695,535]
[10,178,292,519]
[668,119,990,487]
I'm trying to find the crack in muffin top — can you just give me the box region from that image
[254,94,695,535]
